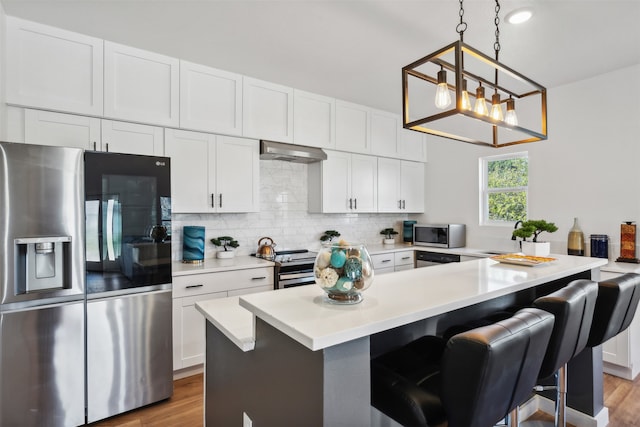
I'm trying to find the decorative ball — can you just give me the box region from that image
[330,249,347,268]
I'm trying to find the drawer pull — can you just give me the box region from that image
[381,259,392,263]
[251,276,267,280]
[401,256,411,260]
[186,284,204,289]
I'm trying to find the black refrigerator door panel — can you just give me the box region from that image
[0,302,85,427]
[86,290,173,423]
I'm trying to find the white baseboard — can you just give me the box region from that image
[173,364,203,380]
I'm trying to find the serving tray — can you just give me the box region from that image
[490,253,557,267]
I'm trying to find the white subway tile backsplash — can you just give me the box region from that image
[171,160,409,260]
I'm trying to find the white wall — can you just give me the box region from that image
[171,160,412,260]
[418,64,640,257]
[0,2,6,138]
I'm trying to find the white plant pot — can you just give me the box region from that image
[383,238,395,245]
[521,241,551,257]
[216,250,235,259]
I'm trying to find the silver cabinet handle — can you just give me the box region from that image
[186,284,204,289]
[381,259,392,263]
[219,194,222,208]
[349,198,353,209]
[105,142,109,152]
[401,256,411,260]
[402,200,406,209]
[93,141,97,151]
[211,194,215,208]
[251,276,267,280]
[398,200,402,209]
[354,198,357,209]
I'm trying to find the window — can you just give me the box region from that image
[480,152,528,225]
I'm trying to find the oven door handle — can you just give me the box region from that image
[279,271,314,280]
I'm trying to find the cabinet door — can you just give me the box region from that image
[370,109,400,158]
[335,100,370,154]
[179,60,243,135]
[350,154,378,212]
[242,77,293,142]
[24,109,100,150]
[400,160,425,213]
[6,17,104,116]
[164,128,216,213]
[377,157,402,213]
[101,120,163,155]
[398,128,427,162]
[104,41,179,127]
[173,292,226,370]
[293,90,335,149]
[320,150,351,213]
[215,136,260,213]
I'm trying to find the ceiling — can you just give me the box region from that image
[3,0,639,113]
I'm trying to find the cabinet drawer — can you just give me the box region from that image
[395,251,414,266]
[372,253,394,270]
[173,267,274,298]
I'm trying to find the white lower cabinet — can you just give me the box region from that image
[371,250,415,275]
[172,266,273,370]
[601,270,640,380]
[308,150,378,213]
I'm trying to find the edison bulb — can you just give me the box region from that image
[474,86,488,116]
[460,80,472,110]
[505,98,518,126]
[490,93,504,121]
[434,69,451,109]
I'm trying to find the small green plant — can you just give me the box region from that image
[320,230,341,243]
[512,220,558,242]
[380,228,399,239]
[210,236,239,251]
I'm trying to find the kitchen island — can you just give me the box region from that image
[197,254,608,427]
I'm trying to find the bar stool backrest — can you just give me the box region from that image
[533,279,598,379]
[588,273,640,348]
[441,307,555,427]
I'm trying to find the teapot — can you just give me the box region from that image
[256,237,276,260]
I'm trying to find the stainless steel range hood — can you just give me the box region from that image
[260,140,327,163]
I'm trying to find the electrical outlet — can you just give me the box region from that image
[243,412,252,427]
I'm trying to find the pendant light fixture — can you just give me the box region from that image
[402,0,547,147]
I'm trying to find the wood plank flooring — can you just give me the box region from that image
[90,372,640,426]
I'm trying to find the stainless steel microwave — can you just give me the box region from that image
[413,224,466,248]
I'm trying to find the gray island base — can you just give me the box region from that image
[197,255,609,427]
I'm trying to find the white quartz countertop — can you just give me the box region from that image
[197,254,606,352]
[172,255,274,276]
[196,296,255,352]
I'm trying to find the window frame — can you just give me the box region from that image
[479,151,529,226]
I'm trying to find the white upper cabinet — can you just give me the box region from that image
[6,17,104,116]
[101,120,163,155]
[335,100,370,154]
[24,109,100,150]
[104,41,179,127]
[23,109,162,155]
[293,90,335,149]
[165,129,259,213]
[398,128,428,162]
[378,158,425,213]
[179,61,243,135]
[308,150,377,213]
[242,77,293,142]
[370,109,400,158]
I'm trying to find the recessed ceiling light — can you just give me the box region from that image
[506,8,533,24]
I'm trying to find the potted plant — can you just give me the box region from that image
[320,230,341,245]
[210,236,239,259]
[380,228,399,245]
[512,220,558,257]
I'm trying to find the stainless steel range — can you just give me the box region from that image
[273,250,318,289]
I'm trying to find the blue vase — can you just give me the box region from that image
[183,226,205,264]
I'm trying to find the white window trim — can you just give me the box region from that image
[479,151,529,226]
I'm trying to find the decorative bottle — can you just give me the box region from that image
[567,217,585,256]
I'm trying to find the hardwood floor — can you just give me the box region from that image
[90,372,640,426]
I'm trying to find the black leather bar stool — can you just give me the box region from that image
[371,308,555,427]
[587,273,640,349]
[524,279,599,427]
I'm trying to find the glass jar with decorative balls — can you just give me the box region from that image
[314,242,374,304]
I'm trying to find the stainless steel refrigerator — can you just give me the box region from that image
[0,143,173,426]
[0,142,86,426]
